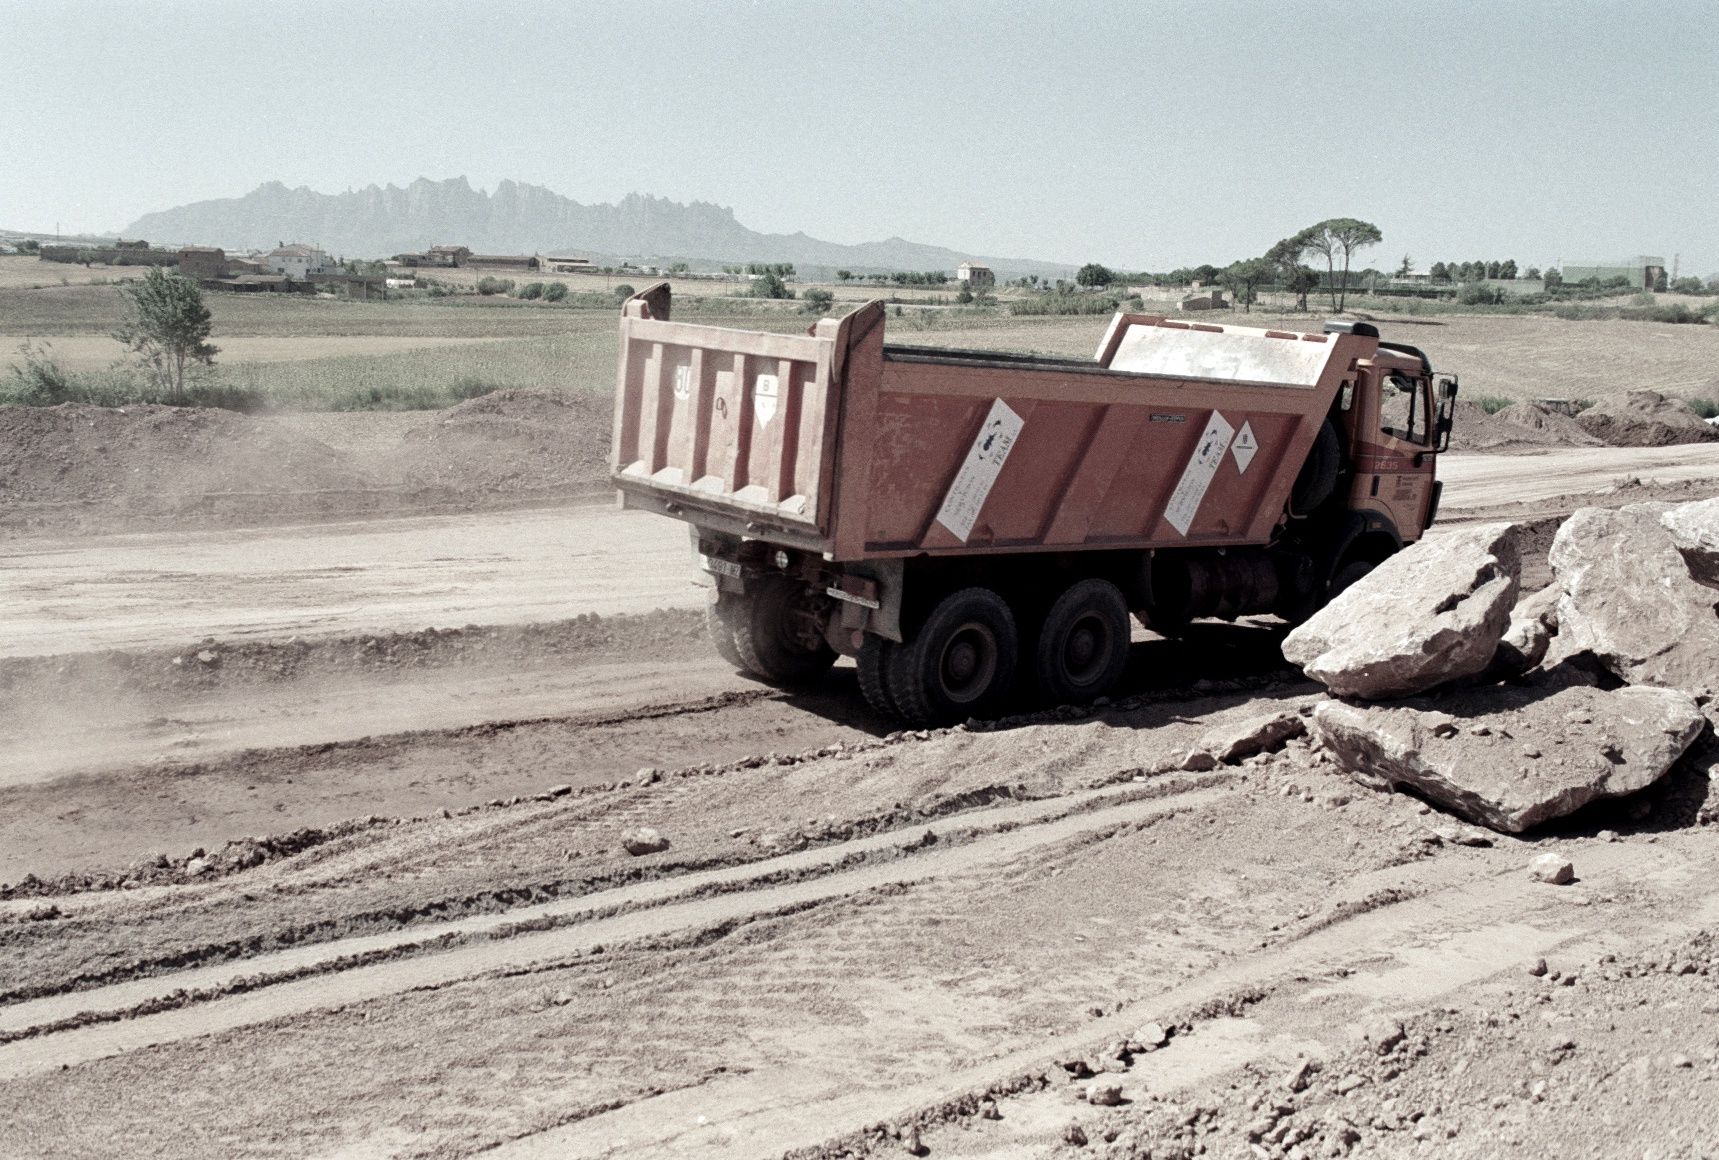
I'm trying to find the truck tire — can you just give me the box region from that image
[1289,419,1341,515]
[1034,578,1130,705]
[886,587,1018,726]
[1329,558,1377,600]
[704,598,746,669]
[856,636,899,719]
[730,575,837,686]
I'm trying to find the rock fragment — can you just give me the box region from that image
[1309,682,1706,832]
[1085,1082,1124,1107]
[1549,505,1719,697]
[620,827,670,856]
[1184,708,1308,768]
[1530,854,1575,885]
[1283,523,1520,699]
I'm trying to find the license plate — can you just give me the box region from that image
[703,555,744,579]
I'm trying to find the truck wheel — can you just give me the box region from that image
[886,587,1018,726]
[1035,579,1130,705]
[856,636,899,719]
[731,575,837,685]
[704,598,745,669]
[1289,419,1341,515]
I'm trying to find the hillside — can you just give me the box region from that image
[123,177,1073,279]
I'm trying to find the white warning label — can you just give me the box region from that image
[1231,421,1258,474]
[934,398,1025,542]
[753,373,779,426]
[1163,410,1236,536]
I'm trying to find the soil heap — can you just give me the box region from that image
[393,388,613,494]
[1574,389,1719,446]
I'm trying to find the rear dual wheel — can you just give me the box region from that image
[885,587,1018,727]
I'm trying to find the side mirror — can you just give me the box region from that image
[1439,376,1459,401]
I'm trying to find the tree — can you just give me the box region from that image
[801,287,835,314]
[113,268,217,402]
[1220,258,1273,313]
[1298,219,1382,311]
[1397,255,1413,277]
[669,262,689,275]
[955,282,974,304]
[1523,267,1541,282]
[1429,261,1450,282]
[1485,260,1502,280]
[1265,231,1319,310]
[1076,262,1115,288]
[1498,259,1518,280]
[836,270,852,282]
[1543,267,1563,289]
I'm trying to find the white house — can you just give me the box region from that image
[265,243,333,279]
[957,262,995,289]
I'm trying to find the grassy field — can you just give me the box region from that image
[4,257,1716,411]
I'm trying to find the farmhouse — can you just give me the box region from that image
[957,262,995,289]
[176,245,228,280]
[394,244,472,268]
[546,255,595,273]
[265,243,334,279]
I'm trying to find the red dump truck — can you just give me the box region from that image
[611,284,1458,724]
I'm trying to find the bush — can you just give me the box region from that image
[800,287,835,315]
[517,282,544,300]
[1472,394,1514,414]
[1457,282,1508,306]
[750,272,794,300]
[1009,294,1120,316]
[4,340,79,404]
[1690,398,1719,420]
[476,276,515,296]
[543,281,568,302]
[613,284,636,299]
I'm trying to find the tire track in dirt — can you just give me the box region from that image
[0,780,1237,1075]
[493,836,1719,1160]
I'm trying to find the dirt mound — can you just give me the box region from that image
[1449,399,1596,450]
[1493,400,1604,446]
[0,403,373,507]
[1575,389,1719,446]
[395,388,612,492]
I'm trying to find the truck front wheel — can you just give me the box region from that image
[887,587,1018,726]
[704,597,746,669]
[730,575,837,686]
[1035,579,1130,705]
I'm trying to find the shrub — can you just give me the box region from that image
[750,272,794,299]
[1009,294,1120,316]
[517,282,544,300]
[1457,282,1508,306]
[4,340,78,404]
[800,287,835,315]
[543,282,568,302]
[1472,394,1514,414]
[476,276,514,295]
[1690,398,1719,420]
[613,284,636,299]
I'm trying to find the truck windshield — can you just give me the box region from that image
[1380,374,1430,445]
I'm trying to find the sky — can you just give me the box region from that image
[3,0,1715,274]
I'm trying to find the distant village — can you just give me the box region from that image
[23,238,619,298]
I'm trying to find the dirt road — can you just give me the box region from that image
[7,444,1717,663]
[3,443,1717,1159]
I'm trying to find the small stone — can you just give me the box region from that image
[196,649,220,665]
[620,827,670,856]
[1283,1058,1320,1092]
[1359,1017,1405,1055]
[1597,829,1620,843]
[546,784,572,797]
[900,1126,925,1156]
[1086,1083,1124,1107]
[185,857,213,876]
[1063,1122,1089,1147]
[1670,1054,1694,1069]
[979,1098,1001,1120]
[1527,958,1549,977]
[1134,1021,1169,1050]
[1530,853,1575,885]
[1336,1074,1367,1095]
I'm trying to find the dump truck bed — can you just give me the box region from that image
[612,287,1372,562]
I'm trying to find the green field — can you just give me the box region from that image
[4,271,1718,412]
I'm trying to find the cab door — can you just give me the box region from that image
[1349,369,1437,539]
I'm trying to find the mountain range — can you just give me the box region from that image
[122,177,1072,278]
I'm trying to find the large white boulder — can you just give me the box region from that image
[1283,523,1520,699]
[1310,682,1706,833]
[1550,505,1719,698]
[1660,497,1719,589]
